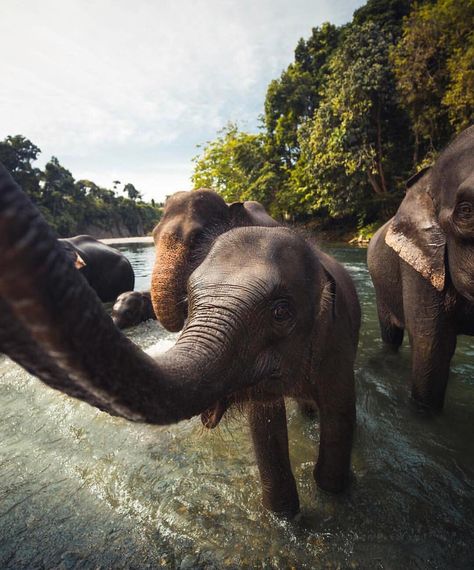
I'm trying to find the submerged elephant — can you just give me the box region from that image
[111,291,156,329]
[0,165,359,516]
[368,125,474,411]
[151,189,278,332]
[60,235,135,303]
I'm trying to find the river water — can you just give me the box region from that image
[0,242,473,569]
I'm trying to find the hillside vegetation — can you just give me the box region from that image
[192,0,474,235]
[0,135,162,238]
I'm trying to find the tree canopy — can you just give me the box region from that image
[0,136,162,238]
[192,0,473,229]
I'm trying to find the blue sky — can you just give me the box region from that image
[1,0,364,202]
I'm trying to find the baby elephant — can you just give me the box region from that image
[187,226,360,516]
[111,291,156,329]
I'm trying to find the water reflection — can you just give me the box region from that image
[0,243,472,569]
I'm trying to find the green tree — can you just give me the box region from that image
[353,0,413,33]
[264,23,340,167]
[304,21,406,219]
[192,123,274,206]
[0,135,42,199]
[390,0,474,164]
[123,183,142,201]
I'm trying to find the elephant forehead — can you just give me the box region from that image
[194,227,312,285]
[163,189,228,222]
[214,226,307,260]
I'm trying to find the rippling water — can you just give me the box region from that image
[0,242,473,569]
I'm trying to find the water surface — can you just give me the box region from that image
[0,242,473,569]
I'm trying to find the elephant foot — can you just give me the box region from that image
[262,492,300,518]
[313,463,350,494]
[382,341,401,354]
[409,392,444,415]
[380,320,404,349]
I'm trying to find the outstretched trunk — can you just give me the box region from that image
[0,166,246,424]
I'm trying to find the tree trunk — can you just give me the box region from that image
[367,171,384,195]
[375,101,388,194]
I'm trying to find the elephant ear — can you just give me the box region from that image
[228,202,250,226]
[385,169,446,291]
[228,201,279,227]
[319,267,337,320]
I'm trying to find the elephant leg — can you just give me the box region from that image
[377,302,404,349]
[402,266,457,411]
[408,329,457,411]
[248,398,299,517]
[313,364,355,493]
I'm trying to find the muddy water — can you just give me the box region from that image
[0,242,473,569]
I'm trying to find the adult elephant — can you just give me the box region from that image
[151,189,278,332]
[0,166,359,516]
[59,235,135,303]
[111,291,156,329]
[368,125,474,411]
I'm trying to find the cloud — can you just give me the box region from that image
[0,0,364,201]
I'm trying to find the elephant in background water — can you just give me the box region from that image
[60,235,135,303]
[151,189,278,332]
[111,291,156,329]
[0,167,359,516]
[368,125,474,411]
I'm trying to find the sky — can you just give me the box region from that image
[1,0,365,202]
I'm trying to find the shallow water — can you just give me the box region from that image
[0,242,473,569]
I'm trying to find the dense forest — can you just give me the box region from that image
[192,0,474,238]
[0,135,162,238]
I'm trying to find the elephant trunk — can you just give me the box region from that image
[0,166,254,424]
[151,234,188,332]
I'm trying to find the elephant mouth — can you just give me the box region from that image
[201,398,230,429]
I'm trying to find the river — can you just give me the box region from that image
[0,242,473,569]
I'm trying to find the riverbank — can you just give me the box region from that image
[101,230,370,247]
[101,236,154,245]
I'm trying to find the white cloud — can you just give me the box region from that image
[0,0,364,202]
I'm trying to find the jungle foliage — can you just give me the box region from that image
[0,135,162,238]
[192,0,474,228]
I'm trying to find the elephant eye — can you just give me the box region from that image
[272,300,292,322]
[456,201,473,219]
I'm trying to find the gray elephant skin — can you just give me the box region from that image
[151,189,278,332]
[60,235,135,303]
[0,167,360,517]
[368,125,474,411]
[112,291,156,329]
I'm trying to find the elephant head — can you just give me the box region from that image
[151,190,231,332]
[151,190,278,333]
[385,125,474,301]
[185,226,336,428]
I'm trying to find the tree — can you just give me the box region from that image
[304,21,407,219]
[353,0,413,33]
[264,23,340,167]
[390,0,474,165]
[123,183,142,201]
[192,123,274,206]
[0,135,42,199]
